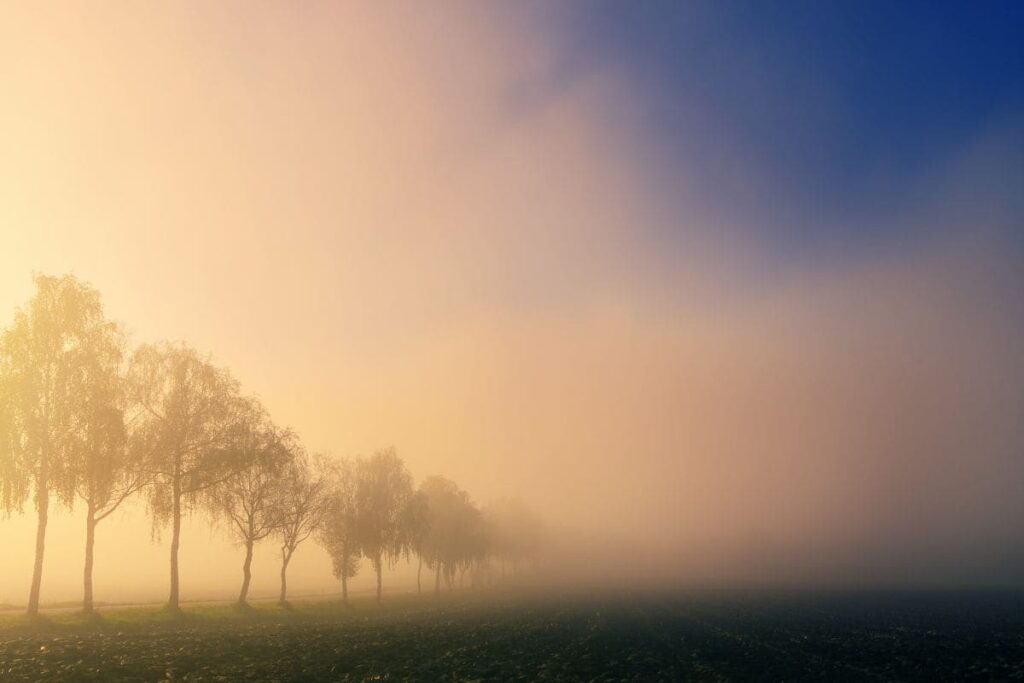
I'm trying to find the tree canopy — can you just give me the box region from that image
[0,274,123,616]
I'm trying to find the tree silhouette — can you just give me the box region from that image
[0,275,120,617]
[404,489,430,593]
[318,457,360,604]
[207,401,292,608]
[272,450,327,607]
[353,449,414,604]
[129,342,251,612]
[68,332,151,613]
[418,476,482,593]
[483,497,546,579]
[0,273,551,615]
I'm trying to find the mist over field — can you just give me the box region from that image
[2,1,1023,615]
[4,3,1024,681]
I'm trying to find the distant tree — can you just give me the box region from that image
[207,402,292,608]
[272,450,328,607]
[129,342,251,612]
[404,489,430,593]
[0,274,120,617]
[68,333,152,613]
[419,476,457,593]
[318,457,360,603]
[353,449,414,603]
[418,476,482,594]
[483,497,545,579]
[455,504,486,588]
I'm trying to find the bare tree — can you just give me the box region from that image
[272,451,328,607]
[318,456,360,604]
[0,275,120,617]
[353,448,414,604]
[129,342,251,612]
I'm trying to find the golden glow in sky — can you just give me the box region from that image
[1,2,1022,605]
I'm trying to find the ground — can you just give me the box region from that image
[0,589,1022,681]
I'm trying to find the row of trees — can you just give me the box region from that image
[0,275,543,616]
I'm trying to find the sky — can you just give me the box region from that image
[0,1,1022,605]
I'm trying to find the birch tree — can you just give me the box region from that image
[129,341,250,612]
[68,334,151,613]
[272,450,327,607]
[318,457,360,604]
[0,274,120,617]
[353,448,413,603]
[419,476,481,593]
[207,402,292,608]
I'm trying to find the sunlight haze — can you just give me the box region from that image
[2,1,1023,610]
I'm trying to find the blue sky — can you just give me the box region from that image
[545,1,1024,249]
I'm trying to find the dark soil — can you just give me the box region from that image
[1,590,1022,681]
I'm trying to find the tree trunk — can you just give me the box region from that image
[375,556,382,604]
[278,546,293,606]
[238,539,254,606]
[83,504,96,613]
[435,564,441,595]
[168,474,182,612]
[27,483,49,617]
[341,571,348,604]
[417,555,422,594]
